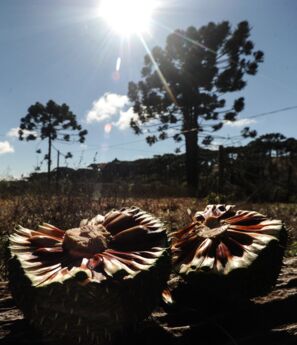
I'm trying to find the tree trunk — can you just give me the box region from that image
[47,136,52,182]
[183,109,198,196]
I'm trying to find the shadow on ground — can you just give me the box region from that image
[1,257,297,345]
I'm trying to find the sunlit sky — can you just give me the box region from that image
[1,0,297,178]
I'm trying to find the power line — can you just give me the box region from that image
[28,102,296,158]
[1,103,295,142]
[246,105,297,119]
[44,104,297,156]
[4,104,296,168]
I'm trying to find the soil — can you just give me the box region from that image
[1,257,297,345]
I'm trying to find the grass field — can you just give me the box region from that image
[1,195,296,279]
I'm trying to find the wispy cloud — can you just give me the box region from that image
[86,93,130,124]
[225,118,256,127]
[0,141,14,154]
[7,127,37,139]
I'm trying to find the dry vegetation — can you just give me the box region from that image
[0,195,297,279]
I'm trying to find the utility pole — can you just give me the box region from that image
[218,145,225,195]
[48,136,52,182]
[56,150,60,188]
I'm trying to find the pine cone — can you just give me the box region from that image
[9,207,170,344]
[169,204,287,306]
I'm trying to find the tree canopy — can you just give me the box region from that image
[19,100,87,180]
[128,21,263,194]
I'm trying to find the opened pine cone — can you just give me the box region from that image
[167,204,287,304]
[8,207,170,344]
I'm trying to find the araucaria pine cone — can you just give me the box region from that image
[9,207,170,344]
[171,204,287,300]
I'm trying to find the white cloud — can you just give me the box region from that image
[86,93,139,131]
[225,118,256,127]
[113,107,137,130]
[7,127,37,139]
[86,93,129,124]
[0,141,14,154]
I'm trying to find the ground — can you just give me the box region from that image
[1,257,297,344]
[0,196,297,344]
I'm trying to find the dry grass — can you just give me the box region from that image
[1,195,296,279]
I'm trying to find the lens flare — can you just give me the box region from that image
[116,57,121,71]
[104,123,112,134]
[112,57,121,80]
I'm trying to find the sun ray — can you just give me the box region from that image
[138,33,178,105]
[154,20,217,55]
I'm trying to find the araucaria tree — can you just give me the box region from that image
[128,21,263,194]
[19,100,87,180]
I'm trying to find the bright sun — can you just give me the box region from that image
[98,0,157,36]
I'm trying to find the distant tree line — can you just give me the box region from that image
[1,132,296,202]
[219,133,297,202]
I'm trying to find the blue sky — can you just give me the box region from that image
[1,0,297,178]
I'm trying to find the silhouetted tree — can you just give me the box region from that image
[19,100,87,181]
[128,21,263,194]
